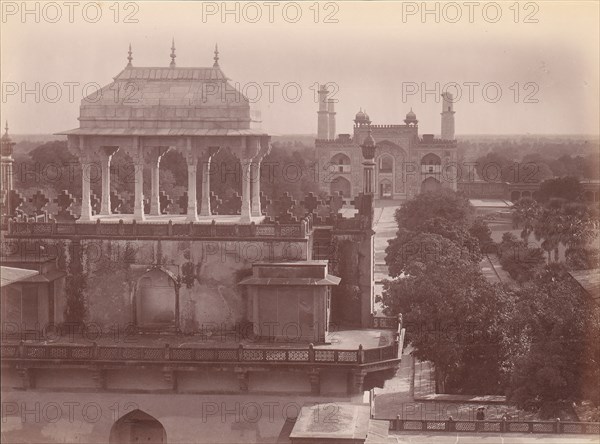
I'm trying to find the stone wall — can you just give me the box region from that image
[4,237,308,332]
[1,390,353,444]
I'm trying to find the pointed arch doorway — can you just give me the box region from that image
[109,410,167,444]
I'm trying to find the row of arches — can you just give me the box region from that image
[329,176,442,198]
[329,153,442,171]
[328,150,444,198]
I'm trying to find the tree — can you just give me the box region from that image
[469,217,494,252]
[537,176,584,202]
[420,217,482,263]
[394,189,474,231]
[507,265,600,416]
[380,251,513,394]
[533,199,599,263]
[385,231,466,278]
[512,197,542,244]
[498,233,546,283]
[565,247,600,270]
[534,200,566,262]
[21,140,81,194]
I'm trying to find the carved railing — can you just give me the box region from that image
[0,341,400,366]
[390,418,600,435]
[5,219,309,240]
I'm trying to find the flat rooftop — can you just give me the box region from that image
[4,328,395,350]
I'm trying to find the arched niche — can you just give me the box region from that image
[109,409,167,444]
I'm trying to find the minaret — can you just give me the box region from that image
[441,92,455,140]
[327,98,336,140]
[317,85,329,140]
[126,43,133,67]
[1,121,16,194]
[170,38,176,68]
[213,44,220,68]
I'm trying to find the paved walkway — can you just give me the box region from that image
[372,201,402,316]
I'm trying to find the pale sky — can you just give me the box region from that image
[1,1,599,136]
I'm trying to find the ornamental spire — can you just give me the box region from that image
[127,43,133,67]
[4,121,8,135]
[213,43,219,67]
[170,38,176,68]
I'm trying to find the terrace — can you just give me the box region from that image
[0,321,403,368]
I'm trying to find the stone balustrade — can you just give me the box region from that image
[0,341,400,367]
[6,219,310,240]
[390,418,600,435]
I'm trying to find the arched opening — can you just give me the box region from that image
[134,268,178,331]
[421,153,441,174]
[584,191,593,202]
[330,176,351,197]
[521,190,531,198]
[511,191,521,202]
[378,155,393,173]
[421,177,442,194]
[379,179,393,199]
[110,410,167,444]
[331,153,351,174]
[110,149,134,213]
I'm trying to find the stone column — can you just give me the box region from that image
[363,161,375,194]
[147,146,171,216]
[250,138,271,217]
[186,138,198,222]
[131,137,145,221]
[199,147,219,217]
[240,137,261,223]
[99,147,119,216]
[149,151,161,216]
[240,162,252,223]
[79,136,93,222]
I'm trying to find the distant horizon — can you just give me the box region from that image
[2,2,598,135]
[7,133,600,139]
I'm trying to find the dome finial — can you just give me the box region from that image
[170,38,176,68]
[213,43,220,67]
[127,43,133,67]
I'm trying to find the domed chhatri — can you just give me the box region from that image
[404,108,418,125]
[354,108,371,126]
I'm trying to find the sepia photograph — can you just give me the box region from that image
[0,1,599,443]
